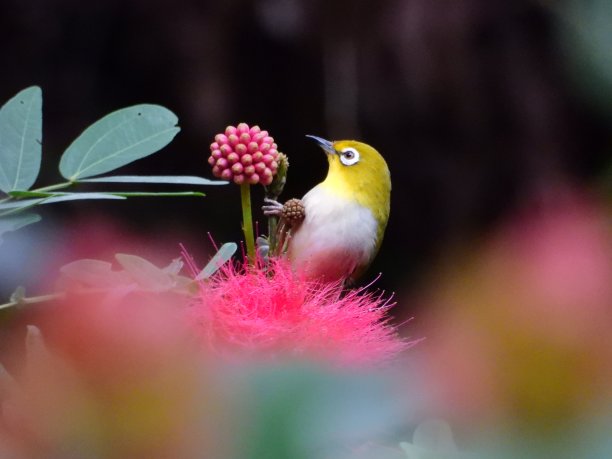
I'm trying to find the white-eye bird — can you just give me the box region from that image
[263,135,391,283]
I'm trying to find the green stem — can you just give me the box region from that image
[0,181,73,205]
[31,181,74,193]
[107,191,205,198]
[240,183,256,265]
[0,292,65,311]
[268,214,278,255]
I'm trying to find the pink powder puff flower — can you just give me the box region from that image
[187,257,410,365]
[208,123,280,185]
[0,294,225,459]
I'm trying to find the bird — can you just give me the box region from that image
[263,135,391,284]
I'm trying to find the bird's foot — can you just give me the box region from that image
[262,198,284,216]
[263,198,306,224]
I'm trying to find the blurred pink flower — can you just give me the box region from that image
[208,123,280,185]
[415,189,612,429]
[0,294,227,459]
[491,193,612,344]
[188,258,409,365]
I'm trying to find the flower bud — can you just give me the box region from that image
[207,123,282,185]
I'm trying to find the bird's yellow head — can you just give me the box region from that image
[306,135,391,228]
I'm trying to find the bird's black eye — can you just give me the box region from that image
[339,147,360,166]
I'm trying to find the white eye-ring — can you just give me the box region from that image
[339,147,360,166]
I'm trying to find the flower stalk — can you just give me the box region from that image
[0,292,65,311]
[207,123,285,262]
[264,153,288,254]
[240,183,256,265]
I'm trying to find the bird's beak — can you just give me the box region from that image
[306,135,336,155]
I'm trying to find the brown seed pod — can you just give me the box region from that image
[281,198,305,225]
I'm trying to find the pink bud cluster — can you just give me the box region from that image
[208,123,280,185]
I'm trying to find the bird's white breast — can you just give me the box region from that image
[288,184,378,280]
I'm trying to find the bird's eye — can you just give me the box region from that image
[340,147,360,166]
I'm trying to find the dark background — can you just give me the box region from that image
[1,0,611,299]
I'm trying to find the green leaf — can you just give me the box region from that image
[59,104,180,180]
[106,191,205,198]
[0,192,125,210]
[411,420,456,451]
[8,190,204,199]
[8,190,60,198]
[9,286,26,303]
[161,258,202,295]
[0,199,45,217]
[559,0,612,112]
[163,258,184,275]
[196,242,237,280]
[25,325,50,361]
[0,362,19,391]
[0,213,41,243]
[60,259,113,276]
[60,258,126,287]
[0,86,43,192]
[115,253,174,292]
[79,175,227,185]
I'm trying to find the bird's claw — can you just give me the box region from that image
[262,198,284,216]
